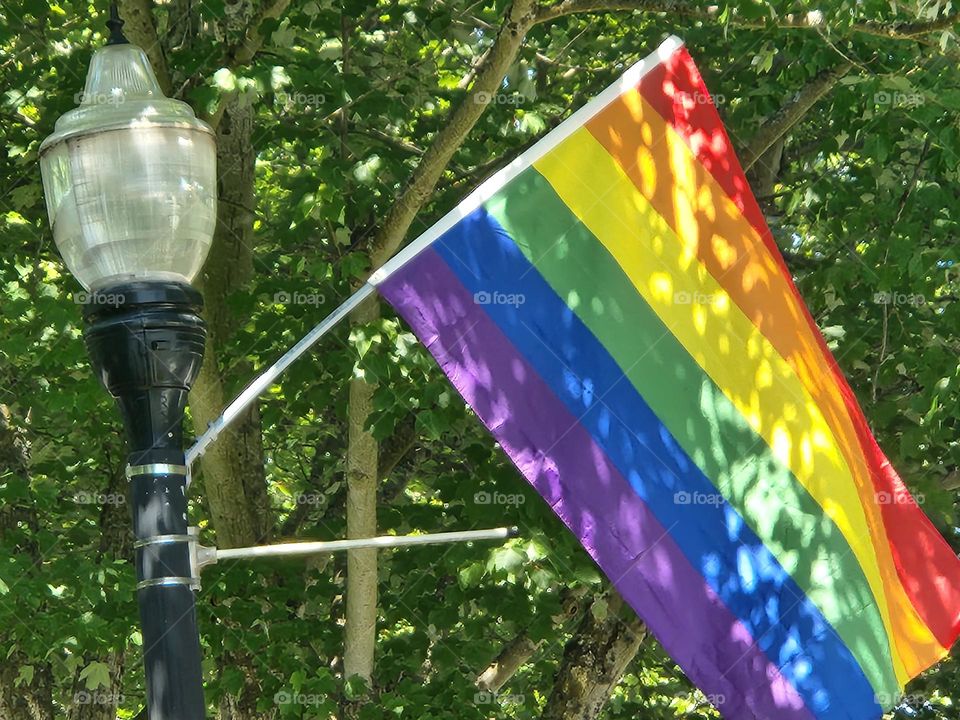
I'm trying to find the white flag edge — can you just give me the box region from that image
[368,34,685,286]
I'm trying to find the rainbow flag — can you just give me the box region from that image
[370,36,960,719]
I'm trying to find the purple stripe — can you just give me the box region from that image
[379,248,815,720]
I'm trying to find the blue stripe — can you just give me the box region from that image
[430,208,881,720]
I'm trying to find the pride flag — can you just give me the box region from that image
[369,36,960,718]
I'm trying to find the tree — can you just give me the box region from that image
[1,0,959,718]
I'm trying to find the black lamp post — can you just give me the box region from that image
[38,5,214,718]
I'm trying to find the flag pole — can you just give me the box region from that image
[185,282,376,474]
[185,37,689,477]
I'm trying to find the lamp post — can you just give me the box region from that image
[39,6,214,719]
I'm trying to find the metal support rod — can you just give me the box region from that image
[197,527,519,569]
[185,283,376,473]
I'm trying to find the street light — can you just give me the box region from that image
[39,6,213,719]
[37,7,524,720]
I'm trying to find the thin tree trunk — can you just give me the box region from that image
[67,650,125,720]
[188,90,272,720]
[337,2,539,686]
[190,90,270,551]
[476,636,542,693]
[343,295,381,688]
[67,462,131,720]
[0,407,54,720]
[540,593,646,720]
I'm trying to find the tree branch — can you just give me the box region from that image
[359,128,425,157]
[533,0,960,40]
[117,0,173,95]
[222,0,293,68]
[363,0,539,273]
[474,587,588,692]
[477,635,542,692]
[740,61,853,171]
[379,414,418,480]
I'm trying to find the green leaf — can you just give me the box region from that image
[488,547,524,574]
[14,665,33,687]
[79,661,111,691]
[344,674,369,700]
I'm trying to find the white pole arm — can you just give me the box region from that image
[194,527,519,573]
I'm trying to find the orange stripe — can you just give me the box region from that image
[585,88,947,675]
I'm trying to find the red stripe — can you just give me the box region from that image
[638,46,960,648]
[637,48,785,269]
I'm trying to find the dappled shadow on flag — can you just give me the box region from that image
[376,37,960,720]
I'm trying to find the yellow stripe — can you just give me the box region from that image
[534,127,912,687]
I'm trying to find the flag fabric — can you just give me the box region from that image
[369,36,960,719]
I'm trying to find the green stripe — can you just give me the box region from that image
[484,167,899,698]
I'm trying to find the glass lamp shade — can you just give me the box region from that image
[39,43,217,290]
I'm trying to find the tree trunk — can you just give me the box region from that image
[66,463,131,720]
[0,407,54,720]
[343,295,381,689]
[0,660,54,720]
[190,90,270,550]
[67,650,124,720]
[186,90,273,720]
[188,86,271,720]
[541,593,647,720]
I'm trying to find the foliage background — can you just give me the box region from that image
[1,0,959,718]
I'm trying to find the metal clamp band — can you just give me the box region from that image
[134,534,194,549]
[136,576,198,590]
[126,463,188,479]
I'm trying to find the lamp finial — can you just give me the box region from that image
[106,2,129,45]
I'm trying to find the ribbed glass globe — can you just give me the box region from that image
[39,43,217,290]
